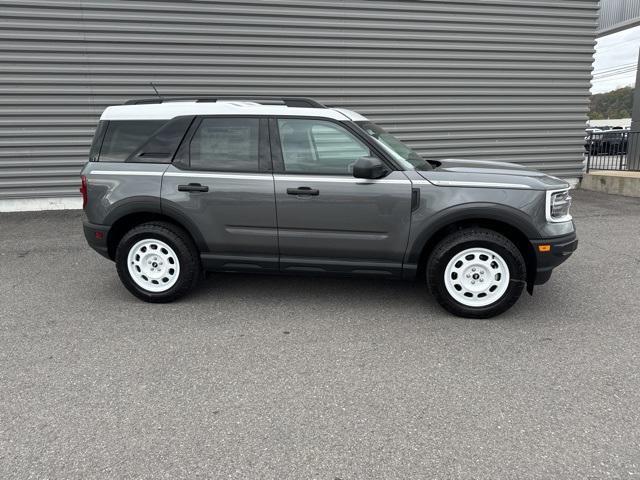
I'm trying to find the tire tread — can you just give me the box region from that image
[115,221,200,303]
[426,227,526,319]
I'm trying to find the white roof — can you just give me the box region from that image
[331,107,368,122]
[100,101,370,122]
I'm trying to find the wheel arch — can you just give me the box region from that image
[410,204,538,289]
[105,207,207,260]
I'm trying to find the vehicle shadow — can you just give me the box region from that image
[188,271,430,310]
[189,272,537,320]
[185,270,567,324]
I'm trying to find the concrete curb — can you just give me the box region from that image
[580,171,640,198]
[0,197,82,213]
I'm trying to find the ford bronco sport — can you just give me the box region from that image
[81,96,577,318]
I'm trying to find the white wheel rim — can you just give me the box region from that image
[127,239,180,293]
[444,247,510,307]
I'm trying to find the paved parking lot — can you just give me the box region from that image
[1,189,639,479]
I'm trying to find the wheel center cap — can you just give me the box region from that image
[472,273,479,280]
[152,262,158,268]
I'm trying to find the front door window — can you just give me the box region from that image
[277,118,370,175]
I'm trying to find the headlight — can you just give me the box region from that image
[546,189,572,222]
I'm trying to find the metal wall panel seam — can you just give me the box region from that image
[0,0,598,198]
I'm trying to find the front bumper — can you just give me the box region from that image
[83,221,111,259]
[530,231,578,285]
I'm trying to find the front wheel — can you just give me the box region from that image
[426,228,526,319]
[115,222,201,303]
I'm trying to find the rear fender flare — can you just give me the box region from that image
[103,197,208,252]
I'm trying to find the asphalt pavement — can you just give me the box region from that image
[0,189,639,479]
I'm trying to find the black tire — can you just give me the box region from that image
[115,221,201,303]
[426,228,526,319]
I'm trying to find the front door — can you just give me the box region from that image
[271,117,412,277]
[161,116,278,272]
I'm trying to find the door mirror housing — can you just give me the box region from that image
[352,156,389,179]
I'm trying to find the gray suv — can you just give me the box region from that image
[81,96,577,318]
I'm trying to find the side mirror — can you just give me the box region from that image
[352,156,389,179]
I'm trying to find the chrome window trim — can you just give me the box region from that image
[274,174,410,184]
[410,180,433,185]
[89,170,410,184]
[164,172,273,181]
[90,170,164,176]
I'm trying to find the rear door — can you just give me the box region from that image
[161,116,278,272]
[271,117,412,277]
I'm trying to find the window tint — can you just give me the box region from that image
[189,117,259,172]
[99,120,165,162]
[278,119,370,174]
[356,120,431,170]
[129,116,194,163]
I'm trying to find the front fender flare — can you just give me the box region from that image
[404,202,540,268]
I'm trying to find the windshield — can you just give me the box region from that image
[356,121,432,170]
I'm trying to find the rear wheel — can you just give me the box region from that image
[426,228,526,319]
[115,222,201,302]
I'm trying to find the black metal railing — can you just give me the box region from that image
[586,130,640,172]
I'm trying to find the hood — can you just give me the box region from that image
[420,158,570,191]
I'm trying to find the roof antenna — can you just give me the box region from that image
[149,82,163,101]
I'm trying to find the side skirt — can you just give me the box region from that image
[201,253,404,278]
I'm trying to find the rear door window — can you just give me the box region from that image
[99,120,165,162]
[189,117,260,172]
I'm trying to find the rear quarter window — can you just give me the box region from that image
[98,120,166,162]
[89,121,108,162]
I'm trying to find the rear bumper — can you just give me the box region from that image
[530,231,578,285]
[83,221,111,259]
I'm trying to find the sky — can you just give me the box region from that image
[591,25,640,94]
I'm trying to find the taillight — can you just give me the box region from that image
[80,175,88,208]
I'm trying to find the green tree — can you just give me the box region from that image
[589,86,634,120]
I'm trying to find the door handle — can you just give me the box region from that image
[287,186,319,196]
[178,183,209,193]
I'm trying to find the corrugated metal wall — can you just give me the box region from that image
[598,0,640,35]
[0,0,598,199]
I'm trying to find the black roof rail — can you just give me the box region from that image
[123,96,326,108]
